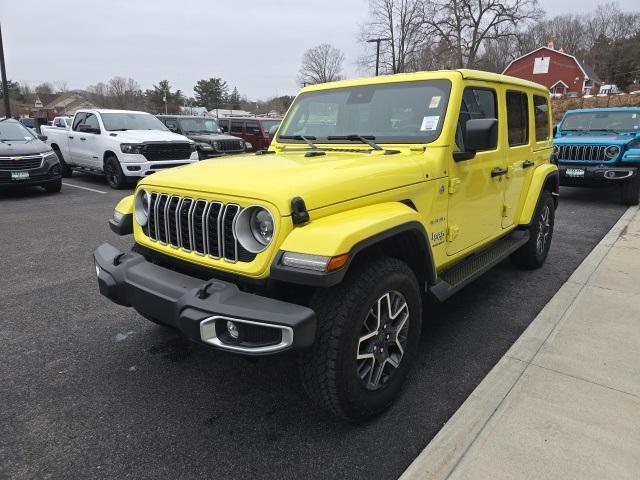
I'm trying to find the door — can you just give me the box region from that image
[230,119,245,143]
[446,86,506,255]
[68,113,86,165]
[245,120,262,150]
[75,113,102,168]
[502,90,533,228]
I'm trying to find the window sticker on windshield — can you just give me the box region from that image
[429,96,441,109]
[420,116,440,131]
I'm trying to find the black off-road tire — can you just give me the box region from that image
[510,191,555,270]
[104,156,127,190]
[54,148,72,177]
[43,178,62,193]
[298,256,422,421]
[621,175,640,206]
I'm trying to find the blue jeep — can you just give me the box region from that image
[554,107,640,205]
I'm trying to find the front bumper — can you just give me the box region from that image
[559,165,638,185]
[119,157,198,178]
[94,243,316,355]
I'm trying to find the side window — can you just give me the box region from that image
[506,91,529,146]
[219,119,229,133]
[246,120,260,135]
[457,87,497,151]
[72,113,85,131]
[231,120,244,134]
[83,113,100,132]
[533,95,550,141]
[164,119,178,131]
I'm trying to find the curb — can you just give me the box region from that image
[400,205,639,480]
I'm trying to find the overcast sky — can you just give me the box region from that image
[1,0,638,100]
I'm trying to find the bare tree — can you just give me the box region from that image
[35,82,54,94]
[53,80,69,93]
[107,77,143,109]
[424,0,542,68]
[358,0,427,74]
[297,44,345,85]
[585,2,640,45]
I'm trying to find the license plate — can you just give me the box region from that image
[565,168,585,178]
[11,171,30,181]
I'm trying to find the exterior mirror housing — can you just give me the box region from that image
[37,134,48,142]
[78,124,100,134]
[454,118,498,161]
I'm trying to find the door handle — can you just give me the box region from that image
[523,160,535,169]
[80,137,86,141]
[491,167,508,177]
[68,136,74,139]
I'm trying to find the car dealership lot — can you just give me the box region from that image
[0,176,628,480]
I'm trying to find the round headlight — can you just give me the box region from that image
[234,206,275,253]
[134,189,150,226]
[605,145,620,158]
[213,141,220,150]
[552,145,559,155]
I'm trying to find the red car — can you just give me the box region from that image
[217,117,281,151]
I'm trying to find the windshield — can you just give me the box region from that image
[560,111,640,132]
[260,120,281,133]
[0,120,35,142]
[179,117,220,134]
[101,112,169,132]
[278,80,451,144]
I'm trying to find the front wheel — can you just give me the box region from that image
[621,175,640,206]
[298,257,422,421]
[104,156,127,189]
[43,178,62,193]
[510,191,555,270]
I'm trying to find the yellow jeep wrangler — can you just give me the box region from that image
[96,69,558,420]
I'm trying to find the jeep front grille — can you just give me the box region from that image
[216,140,244,153]
[146,193,256,263]
[556,145,608,162]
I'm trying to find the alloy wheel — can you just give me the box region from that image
[356,290,410,391]
[536,205,551,255]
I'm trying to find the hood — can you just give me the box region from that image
[141,150,423,214]
[108,129,190,144]
[0,138,51,156]
[186,133,244,143]
[554,132,639,147]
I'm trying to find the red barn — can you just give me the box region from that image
[503,45,601,96]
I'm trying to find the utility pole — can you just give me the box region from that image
[0,22,11,118]
[366,38,391,76]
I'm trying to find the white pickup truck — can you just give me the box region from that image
[45,109,198,188]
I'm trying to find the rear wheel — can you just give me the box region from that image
[510,191,555,270]
[298,257,422,421]
[104,156,127,189]
[621,175,640,206]
[54,148,72,177]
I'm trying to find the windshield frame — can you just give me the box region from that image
[0,120,37,142]
[100,112,169,132]
[277,79,452,145]
[559,110,640,133]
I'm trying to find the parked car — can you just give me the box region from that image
[217,116,281,151]
[554,107,640,205]
[40,116,74,138]
[96,70,558,420]
[44,109,198,189]
[0,119,62,192]
[156,115,249,159]
[19,117,37,129]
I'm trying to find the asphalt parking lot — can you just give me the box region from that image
[0,175,628,480]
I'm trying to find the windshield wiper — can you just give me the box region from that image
[109,128,129,131]
[327,134,400,154]
[279,135,318,149]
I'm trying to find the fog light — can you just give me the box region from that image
[227,320,239,339]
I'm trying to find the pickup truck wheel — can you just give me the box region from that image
[104,156,127,189]
[298,257,422,421]
[621,175,640,206]
[510,191,555,270]
[43,178,62,193]
[54,149,72,178]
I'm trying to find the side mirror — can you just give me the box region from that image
[37,134,48,142]
[78,124,100,134]
[268,124,279,141]
[454,118,498,161]
[552,125,558,137]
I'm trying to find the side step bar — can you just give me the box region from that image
[429,229,530,302]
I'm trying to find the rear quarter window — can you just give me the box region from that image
[506,91,529,146]
[533,95,550,141]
